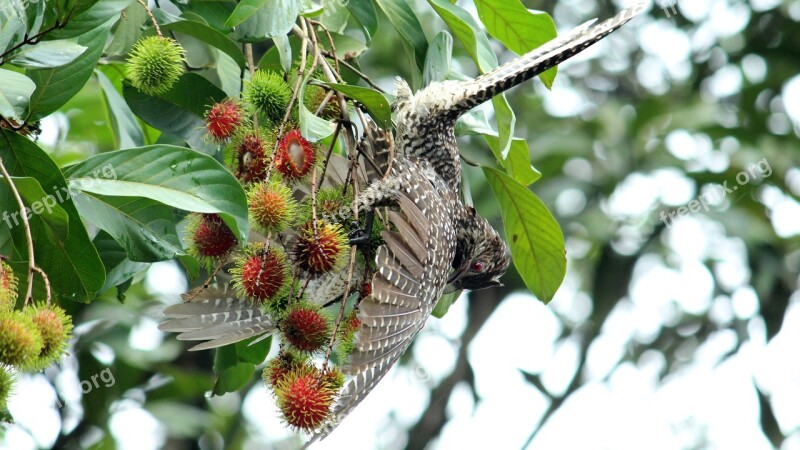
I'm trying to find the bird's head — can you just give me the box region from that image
[447,206,511,292]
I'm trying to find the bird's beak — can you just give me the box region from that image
[447,263,468,285]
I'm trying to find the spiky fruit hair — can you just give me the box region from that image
[24,303,73,372]
[233,130,272,184]
[304,85,342,120]
[274,364,337,431]
[0,261,18,311]
[205,99,247,142]
[298,188,352,225]
[0,364,15,410]
[186,213,238,269]
[262,349,310,391]
[231,243,291,303]
[126,36,186,96]
[274,129,318,182]
[248,179,298,233]
[293,220,349,275]
[280,303,331,353]
[243,71,292,124]
[0,310,43,371]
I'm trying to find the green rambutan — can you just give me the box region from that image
[0,262,18,311]
[126,36,186,95]
[243,71,292,123]
[23,303,73,371]
[0,310,43,370]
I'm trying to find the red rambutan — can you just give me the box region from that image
[274,130,316,181]
[186,213,238,267]
[293,220,349,275]
[262,349,309,390]
[235,133,269,183]
[274,365,337,431]
[0,261,18,310]
[205,99,245,141]
[281,303,331,353]
[231,243,290,302]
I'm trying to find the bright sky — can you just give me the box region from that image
[4,1,800,449]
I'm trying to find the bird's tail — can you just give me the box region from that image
[450,2,647,115]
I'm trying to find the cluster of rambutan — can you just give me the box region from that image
[188,68,368,431]
[0,261,73,412]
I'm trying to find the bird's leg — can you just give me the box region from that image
[348,208,375,246]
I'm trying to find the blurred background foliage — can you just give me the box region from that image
[2,0,800,449]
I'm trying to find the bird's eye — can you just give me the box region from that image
[470,261,485,272]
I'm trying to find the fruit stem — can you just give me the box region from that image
[137,0,162,37]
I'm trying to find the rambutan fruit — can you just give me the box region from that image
[336,309,361,360]
[243,71,292,124]
[0,262,18,311]
[231,243,291,303]
[0,365,15,410]
[304,85,342,120]
[274,130,317,181]
[126,36,186,95]
[281,303,331,353]
[186,213,238,268]
[274,365,337,431]
[0,310,43,370]
[293,220,349,274]
[23,303,73,371]
[262,349,310,390]
[248,180,298,233]
[298,188,351,224]
[320,366,344,391]
[205,99,245,142]
[234,132,270,184]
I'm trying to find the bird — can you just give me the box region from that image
[393,2,647,192]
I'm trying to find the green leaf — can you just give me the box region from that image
[93,231,149,295]
[474,0,557,88]
[224,0,268,28]
[49,0,133,40]
[7,176,69,241]
[212,361,254,395]
[483,167,565,303]
[123,73,226,153]
[299,75,335,142]
[70,193,184,262]
[228,0,301,42]
[484,136,541,186]
[374,0,428,72]
[427,0,516,160]
[63,145,249,245]
[96,69,144,149]
[8,40,88,69]
[423,31,453,88]
[26,20,113,121]
[324,83,392,129]
[272,34,292,73]
[105,2,147,56]
[0,129,105,302]
[0,69,36,121]
[162,20,247,69]
[432,290,461,318]
[346,0,378,42]
[235,335,272,365]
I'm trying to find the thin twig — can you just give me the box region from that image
[244,44,259,130]
[321,50,385,93]
[137,0,162,37]
[31,266,51,304]
[0,19,69,63]
[0,157,45,305]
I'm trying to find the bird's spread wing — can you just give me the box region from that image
[309,157,456,444]
[159,266,364,351]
